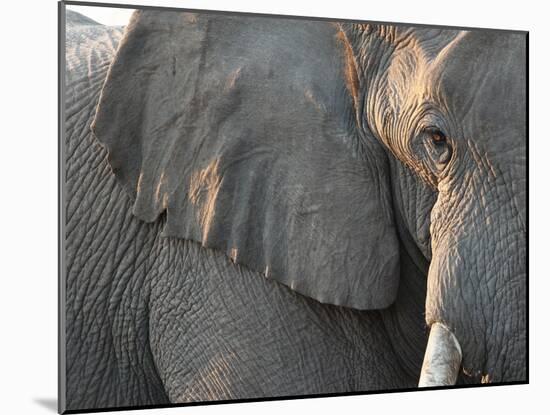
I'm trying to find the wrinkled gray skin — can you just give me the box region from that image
[63,9,526,411]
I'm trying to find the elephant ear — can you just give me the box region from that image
[92,11,400,310]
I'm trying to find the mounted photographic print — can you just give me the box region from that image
[59,1,528,413]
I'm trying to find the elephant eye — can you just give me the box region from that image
[420,126,452,168]
[428,128,447,144]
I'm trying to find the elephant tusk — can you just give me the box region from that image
[418,322,462,387]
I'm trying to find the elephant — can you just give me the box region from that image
[61,7,527,412]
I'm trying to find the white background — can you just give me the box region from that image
[0,0,545,414]
[66,4,135,25]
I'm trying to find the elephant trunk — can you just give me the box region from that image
[418,322,462,387]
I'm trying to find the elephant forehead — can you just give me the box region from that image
[435,31,526,146]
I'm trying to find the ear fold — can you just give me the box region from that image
[92,11,400,310]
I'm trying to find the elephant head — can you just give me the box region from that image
[92,11,526,386]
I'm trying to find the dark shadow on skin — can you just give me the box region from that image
[34,398,57,412]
